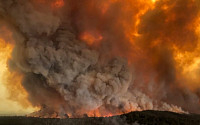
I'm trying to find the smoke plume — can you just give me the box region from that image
[0,0,200,117]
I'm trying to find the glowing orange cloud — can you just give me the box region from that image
[51,0,64,8]
[80,31,103,45]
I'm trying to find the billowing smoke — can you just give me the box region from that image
[0,0,200,117]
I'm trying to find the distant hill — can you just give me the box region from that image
[0,110,200,125]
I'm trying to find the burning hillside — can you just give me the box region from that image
[0,0,200,118]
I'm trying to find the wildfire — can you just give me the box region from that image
[87,109,115,117]
[1,0,200,118]
[33,0,200,117]
[0,27,37,115]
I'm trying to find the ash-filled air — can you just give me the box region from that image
[0,0,200,117]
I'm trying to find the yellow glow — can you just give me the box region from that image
[151,0,157,3]
[0,29,36,115]
[174,18,200,90]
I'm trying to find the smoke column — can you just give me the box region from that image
[0,0,200,117]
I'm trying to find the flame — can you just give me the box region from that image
[75,108,126,118]
[0,27,37,115]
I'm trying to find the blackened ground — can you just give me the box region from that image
[0,110,200,125]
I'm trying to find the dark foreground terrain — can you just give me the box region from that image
[1,110,200,125]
